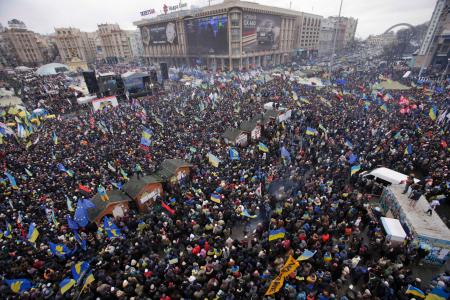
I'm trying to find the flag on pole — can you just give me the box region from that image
[258,142,269,153]
[27,223,39,243]
[380,104,388,112]
[345,140,353,149]
[49,242,72,258]
[4,222,12,238]
[24,168,33,177]
[74,199,95,227]
[5,171,18,189]
[429,106,437,121]
[65,195,75,212]
[241,208,257,218]
[107,162,116,172]
[425,287,450,300]
[297,249,316,261]
[71,261,90,285]
[59,278,75,295]
[6,279,32,294]
[210,193,221,204]
[255,182,262,197]
[350,165,361,176]
[103,216,123,238]
[97,185,109,201]
[404,144,413,155]
[280,146,291,161]
[207,152,221,167]
[229,148,240,160]
[120,168,129,180]
[305,127,318,136]
[80,272,95,293]
[268,228,286,241]
[405,285,426,298]
[52,131,58,145]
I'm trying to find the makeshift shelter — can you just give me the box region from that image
[36,63,69,76]
[380,217,407,246]
[223,128,248,146]
[15,66,32,72]
[87,190,131,224]
[157,159,192,184]
[240,118,262,141]
[123,174,164,212]
[372,80,411,91]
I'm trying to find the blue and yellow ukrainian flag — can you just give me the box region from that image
[323,252,332,263]
[49,242,71,258]
[81,272,95,292]
[429,106,437,121]
[268,228,286,241]
[306,127,318,136]
[27,223,39,243]
[52,131,58,145]
[210,193,221,204]
[297,249,316,261]
[404,144,413,155]
[380,103,388,112]
[98,185,109,202]
[229,148,240,160]
[71,261,90,284]
[241,208,257,218]
[6,279,32,294]
[425,287,450,300]
[59,278,75,295]
[103,217,123,239]
[4,222,12,238]
[207,152,221,167]
[120,168,129,180]
[350,165,361,176]
[258,142,269,153]
[405,284,425,298]
[5,171,18,189]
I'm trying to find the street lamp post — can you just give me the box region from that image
[330,0,343,77]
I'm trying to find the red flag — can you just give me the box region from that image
[79,184,91,193]
[161,202,175,215]
[440,140,448,149]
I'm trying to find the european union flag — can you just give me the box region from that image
[6,279,32,294]
[49,242,72,258]
[71,261,90,284]
[348,154,358,164]
[66,215,79,230]
[74,199,95,227]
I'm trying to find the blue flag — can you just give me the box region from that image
[103,216,123,238]
[6,279,32,294]
[71,261,90,284]
[280,146,291,161]
[5,171,18,189]
[229,148,240,160]
[348,154,358,164]
[74,199,95,227]
[49,242,73,258]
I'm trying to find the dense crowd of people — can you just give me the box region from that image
[0,61,449,299]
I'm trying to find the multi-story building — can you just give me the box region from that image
[0,19,43,66]
[318,16,358,57]
[415,0,450,70]
[97,23,132,64]
[54,27,96,64]
[133,0,323,69]
[366,32,396,49]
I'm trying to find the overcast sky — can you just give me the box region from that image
[0,0,435,38]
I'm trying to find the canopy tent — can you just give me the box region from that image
[36,63,69,76]
[15,66,32,72]
[372,80,411,91]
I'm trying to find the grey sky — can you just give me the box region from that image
[0,0,435,38]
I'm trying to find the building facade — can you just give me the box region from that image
[54,27,96,64]
[318,16,358,57]
[97,23,132,64]
[0,19,43,66]
[415,0,450,70]
[126,30,145,60]
[134,0,322,69]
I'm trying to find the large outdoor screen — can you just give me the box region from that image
[185,14,228,55]
[242,13,281,51]
[141,22,178,46]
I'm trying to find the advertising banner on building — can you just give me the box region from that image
[185,14,229,55]
[141,22,178,46]
[243,13,281,51]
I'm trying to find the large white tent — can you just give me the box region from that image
[36,63,69,76]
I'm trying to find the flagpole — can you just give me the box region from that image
[330,0,343,77]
